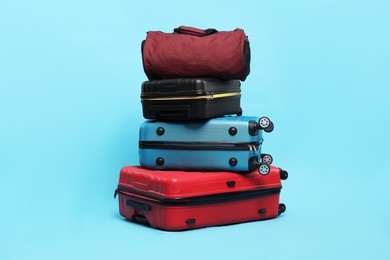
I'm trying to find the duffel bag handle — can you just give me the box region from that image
[173,26,218,37]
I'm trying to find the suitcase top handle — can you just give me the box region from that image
[173,26,218,37]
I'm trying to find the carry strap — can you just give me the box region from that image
[173,26,218,37]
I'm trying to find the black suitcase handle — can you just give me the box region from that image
[157,111,188,120]
[149,105,190,120]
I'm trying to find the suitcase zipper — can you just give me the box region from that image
[248,144,257,152]
[141,92,241,101]
[115,185,281,206]
[139,141,262,151]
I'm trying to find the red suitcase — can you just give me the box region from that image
[115,166,288,231]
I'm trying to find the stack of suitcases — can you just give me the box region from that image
[115,26,289,231]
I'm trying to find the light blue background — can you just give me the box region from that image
[1,0,389,259]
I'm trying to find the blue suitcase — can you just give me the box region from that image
[139,116,274,174]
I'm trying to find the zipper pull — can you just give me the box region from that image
[113,189,118,199]
[259,138,264,145]
[248,144,257,152]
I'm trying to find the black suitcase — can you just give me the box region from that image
[141,78,242,121]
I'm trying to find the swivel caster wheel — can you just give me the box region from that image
[278,203,286,215]
[258,117,274,133]
[261,153,273,165]
[236,108,243,116]
[280,169,288,180]
[258,163,270,175]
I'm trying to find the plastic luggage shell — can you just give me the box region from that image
[115,166,288,231]
[141,78,242,121]
[138,115,274,174]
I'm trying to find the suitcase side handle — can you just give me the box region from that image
[157,111,188,120]
[126,200,151,212]
[149,105,191,120]
[173,26,218,37]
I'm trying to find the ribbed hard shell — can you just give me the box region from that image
[118,166,282,199]
[139,116,262,143]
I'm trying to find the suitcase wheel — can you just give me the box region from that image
[258,163,270,175]
[258,117,270,129]
[261,153,273,165]
[280,169,288,180]
[264,121,274,133]
[133,215,150,226]
[278,203,286,215]
[258,117,274,133]
[236,108,243,116]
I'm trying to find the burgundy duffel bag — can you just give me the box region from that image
[141,26,250,81]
